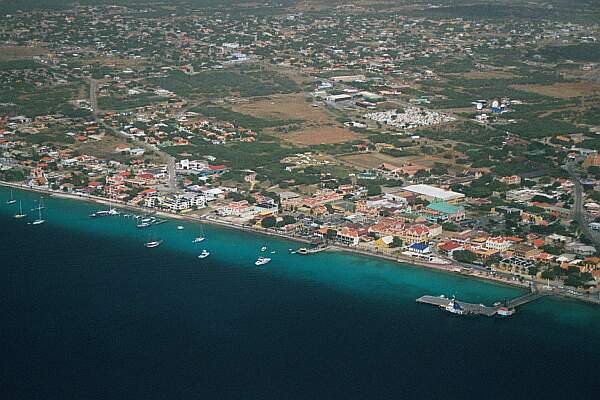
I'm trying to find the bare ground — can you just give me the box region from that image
[512,82,600,98]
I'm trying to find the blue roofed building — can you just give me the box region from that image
[408,243,431,254]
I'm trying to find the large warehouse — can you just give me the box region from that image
[402,184,465,204]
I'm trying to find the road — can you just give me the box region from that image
[565,163,600,249]
[88,77,178,193]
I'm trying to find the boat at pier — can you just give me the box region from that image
[497,307,516,317]
[443,297,465,315]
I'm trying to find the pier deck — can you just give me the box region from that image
[417,289,547,317]
[416,296,499,316]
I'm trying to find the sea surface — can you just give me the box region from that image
[1,186,599,399]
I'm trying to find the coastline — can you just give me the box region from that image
[2,180,598,305]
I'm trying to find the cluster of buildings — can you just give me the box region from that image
[364,108,456,130]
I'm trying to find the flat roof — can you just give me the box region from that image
[403,184,465,201]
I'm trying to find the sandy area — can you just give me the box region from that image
[282,126,360,145]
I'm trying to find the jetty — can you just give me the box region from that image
[295,246,330,255]
[417,284,547,317]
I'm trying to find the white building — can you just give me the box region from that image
[485,237,512,252]
[176,159,209,172]
[402,184,465,204]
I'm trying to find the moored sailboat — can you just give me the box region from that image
[32,198,45,225]
[14,201,27,219]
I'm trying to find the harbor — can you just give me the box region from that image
[417,284,548,317]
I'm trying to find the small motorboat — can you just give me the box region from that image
[198,250,210,259]
[255,257,271,266]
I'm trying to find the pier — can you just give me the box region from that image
[294,246,330,255]
[416,295,499,316]
[416,284,547,317]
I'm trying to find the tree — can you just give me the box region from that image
[281,215,296,226]
[260,216,277,229]
[366,184,381,196]
[391,236,402,248]
[2,169,25,182]
[528,266,540,276]
[485,254,502,268]
[453,250,478,264]
[326,229,337,240]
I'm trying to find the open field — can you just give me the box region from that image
[512,82,600,98]
[339,152,441,170]
[0,46,48,61]
[281,126,360,145]
[231,93,330,123]
[77,136,162,163]
[454,70,520,79]
[232,93,360,145]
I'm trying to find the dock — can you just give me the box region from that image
[416,295,499,316]
[416,284,547,317]
[295,246,330,255]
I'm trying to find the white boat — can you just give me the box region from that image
[137,222,152,228]
[14,201,27,219]
[255,257,271,266]
[497,307,516,317]
[32,198,45,225]
[93,204,119,217]
[193,236,205,243]
[177,225,184,230]
[443,297,465,315]
[6,189,16,205]
[198,250,210,259]
[261,246,267,252]
[144,240,162,248]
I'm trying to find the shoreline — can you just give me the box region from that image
[2,181,598,305]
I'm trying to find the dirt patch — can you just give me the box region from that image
[455,70,519,79]
[282,126,360,145]
[0,46,48,61]
[512,82,600,98]
[339,152,449,170]
[232,93,330,123]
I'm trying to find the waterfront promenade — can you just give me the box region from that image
[1,181,599,306]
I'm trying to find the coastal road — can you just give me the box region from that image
[87,77,178,193]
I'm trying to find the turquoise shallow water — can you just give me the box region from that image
[1,186,600,399]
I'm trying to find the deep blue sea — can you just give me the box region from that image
[1,187,600,399]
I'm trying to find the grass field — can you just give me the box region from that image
[0,46,48,61]
[511,82,600,99]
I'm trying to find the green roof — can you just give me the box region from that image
[426,202,464,214]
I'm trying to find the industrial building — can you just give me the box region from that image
[402,184,465,204]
